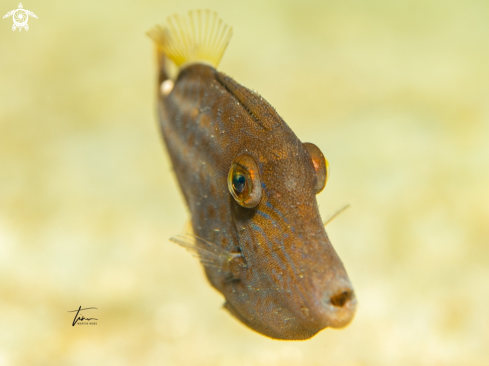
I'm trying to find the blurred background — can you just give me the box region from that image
[1,0,488,365]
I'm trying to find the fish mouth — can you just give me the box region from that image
[227,205,357,337]
[320,280,357,328]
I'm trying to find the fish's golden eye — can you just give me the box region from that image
[227,154,262,208]
[303,142,329,194]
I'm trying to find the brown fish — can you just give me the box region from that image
[148,10,356,340]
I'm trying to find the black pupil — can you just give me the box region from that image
[232,173,246,194]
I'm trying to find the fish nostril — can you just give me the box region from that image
[330,290,353,308]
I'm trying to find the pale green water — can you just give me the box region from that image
[1,0,488,365]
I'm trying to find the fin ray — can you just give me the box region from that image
[170,234,239,270]
[148,10,232,69]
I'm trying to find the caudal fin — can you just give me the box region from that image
[147,10,232,72]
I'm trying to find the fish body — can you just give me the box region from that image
[149,11,356,340]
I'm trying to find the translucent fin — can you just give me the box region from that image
[147,10,233,69]
[323,204,350,226]
[170,234,239,270]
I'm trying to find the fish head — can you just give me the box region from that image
[218,80,357,339]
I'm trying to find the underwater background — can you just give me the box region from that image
[0,0,488,364]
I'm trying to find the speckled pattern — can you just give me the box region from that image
[157,64,356,339]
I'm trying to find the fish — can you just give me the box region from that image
[148,10,357,340]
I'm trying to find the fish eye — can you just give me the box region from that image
[303,142,329,194]
[227,154,262,208]
[232,173,246,193]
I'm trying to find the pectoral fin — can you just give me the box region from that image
[170,234,240,270]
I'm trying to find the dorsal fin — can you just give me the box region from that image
[147,10,232,69]
[216,72,283,130]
